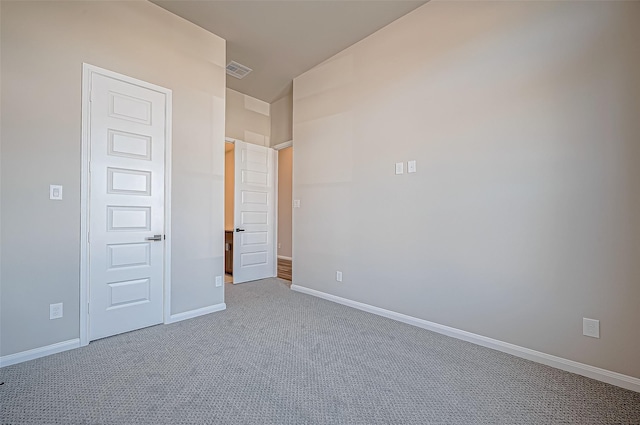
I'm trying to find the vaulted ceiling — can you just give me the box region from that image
[152,1,427,103]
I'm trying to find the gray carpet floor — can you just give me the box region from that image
[1,278,639,424]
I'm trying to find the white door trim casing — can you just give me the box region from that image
[226,136,292,151]
[272,140,292,151]
[80,64,173,346]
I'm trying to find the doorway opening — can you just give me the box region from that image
[224,141,235,284]
[276,146,293,282]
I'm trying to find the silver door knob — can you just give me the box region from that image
[145,235,163,241]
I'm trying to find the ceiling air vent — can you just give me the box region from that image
[226,61,252,79]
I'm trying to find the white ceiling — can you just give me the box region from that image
[152,0,427,103]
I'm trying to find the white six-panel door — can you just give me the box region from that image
[233,141,276,283]
[88,72,167,340]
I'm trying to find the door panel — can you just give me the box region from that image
[233,141,276,283]
[89,73,166,341]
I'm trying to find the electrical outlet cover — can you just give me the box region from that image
[50,185,63,200]
[50,303,63,319]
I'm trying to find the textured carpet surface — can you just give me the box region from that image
[1,278,639,424]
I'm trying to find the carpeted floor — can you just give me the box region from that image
[1,278,639,424]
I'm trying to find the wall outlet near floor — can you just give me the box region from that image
[336,271,343,282]
[583,318,600,338]
[49,185,63,200]
[278,243,281,249]
[215,276,223,287]
[50,303,63,320]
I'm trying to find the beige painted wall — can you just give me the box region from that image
[277,147,293,258]
[225,145,235,231]
[271,94,293,146]
[0,1,226,356]
[293,1,640,378]
[226,88,270,146]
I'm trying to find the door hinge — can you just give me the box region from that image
[87,302,90,315]
[87,232,90,244]
[89,90,93,103]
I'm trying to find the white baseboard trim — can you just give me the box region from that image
[0,303,227,367]
[277,255,292,261]
[166,303,226,324]
[0,338,81,368]
[291,284,640,393]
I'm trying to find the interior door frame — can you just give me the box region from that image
[80,63,173,346]
[271,140,292,268]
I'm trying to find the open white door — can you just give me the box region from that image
[233,141,277,283]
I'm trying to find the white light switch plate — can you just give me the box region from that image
[50,185,63,200]
[395,162,404,175]
[408,160,417,173]
[215,276,223,287]
[583,318,600,338]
